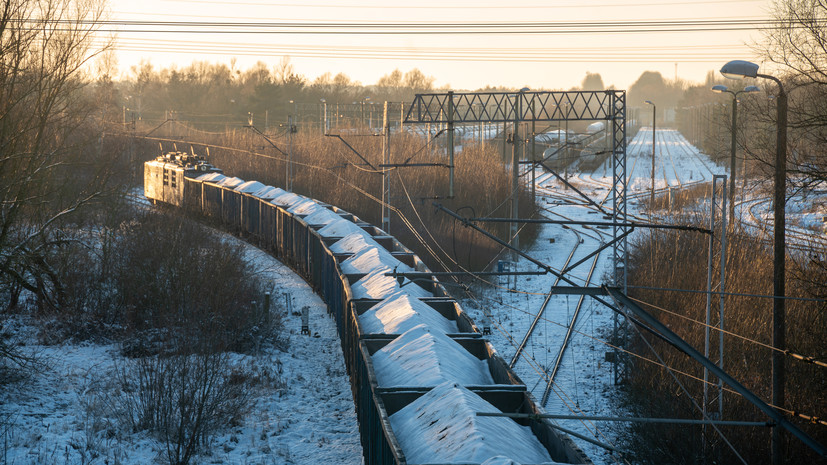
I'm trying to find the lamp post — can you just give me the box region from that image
[711,84,760,220]
[721,59,787,465]
[645,100,656,207]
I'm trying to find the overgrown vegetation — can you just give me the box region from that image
[123,58,443,130]
[126,123,539,274]
[114,212,278,354]
[28,209,279,352]
[111,353,253,465]
[0,0,127,382]
[621,2,827,461]
[9,208,283,465]
[619,217,827,464]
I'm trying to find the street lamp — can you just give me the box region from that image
[720,59,787,465]
[711,84,760,219]
[645,100,656,207]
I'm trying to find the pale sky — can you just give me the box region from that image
[103,0,775,91]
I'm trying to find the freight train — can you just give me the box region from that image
[144,151,592,465]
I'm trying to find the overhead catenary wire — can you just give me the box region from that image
[628,294,827,369]
[628,284,827,304]
[131,120,827,456]
[392,171,630,458]
[614,307,750,464]
[137,127,633,458]
[471,283,827,426]
[396,157,731,458]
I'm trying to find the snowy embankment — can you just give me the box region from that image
[0,234,362,465]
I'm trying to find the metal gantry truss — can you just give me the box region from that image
[405,89,630,385]
[399,91,827,459]
[403,89,628,286]
[404,90,621,123]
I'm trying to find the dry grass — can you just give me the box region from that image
[619,217,827,464]
[131,121,538,273]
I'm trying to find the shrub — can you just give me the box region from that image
[122,123,539,273]
[619,217,827,464]
[113,211,277,354]
[112,351,250,465]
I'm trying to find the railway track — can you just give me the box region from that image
[143,152,593,465]
[512,127,826,460]
[738,195,827,253]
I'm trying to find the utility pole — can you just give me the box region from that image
[531,101,536,201]
[319,99,326,135]
[382,102,391,232]
[719,59,789,465]
[502,121,507,162]
[511,91,523,261]
[645,100,656,207]
[564,103,569,188]
[447,91,455,198]
[287,115,293,190]
[770,77,788,465]
[704,175,727,434]
[712,84,759,221]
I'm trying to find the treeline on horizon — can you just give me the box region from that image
[97,55,722,127]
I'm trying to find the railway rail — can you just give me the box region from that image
[143,150,592,465]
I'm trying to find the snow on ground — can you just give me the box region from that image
[459,127,825,464]
[586,127,720,194]
[0,234,362,465]
[461,128,720,464]
[4,127,821,465]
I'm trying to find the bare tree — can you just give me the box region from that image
[0,0,112,311]
[756,0,827,187]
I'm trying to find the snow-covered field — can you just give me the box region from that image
[0,236,362,465]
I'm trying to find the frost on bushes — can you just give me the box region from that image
[112,211,280,354]
[111,351,251,465]
[24,209,282,352]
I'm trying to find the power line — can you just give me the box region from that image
[628,284,827,303]
[99,40,753,57]
[627,295,827,368]
[102,46,757,64]
[54,18,786,27]
[159,0,768,9]
[100,36,756,53]
[23,18,813,35]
